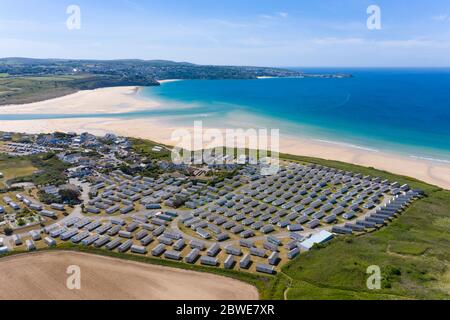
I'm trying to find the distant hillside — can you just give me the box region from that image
[0,58,302,80]
[0,58,309,105]
[0,58,350,105]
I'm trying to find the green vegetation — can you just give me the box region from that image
[3,227,13,236]
[0,74,157,105]
[130,138,172,160]
[279,154,450,300]
[0,154,37,189]
[8,153,69,186]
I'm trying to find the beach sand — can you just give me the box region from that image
[0,251,259,300]
[0,86,158,114]
[0,86,449,190]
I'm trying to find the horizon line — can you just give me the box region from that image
[2,57,450,69]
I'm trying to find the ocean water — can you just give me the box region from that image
[139,68,450,162]
[1,68,450,162]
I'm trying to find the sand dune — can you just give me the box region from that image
[0,251,259,300]
[0,86,157,114]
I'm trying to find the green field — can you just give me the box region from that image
[1,153,69,188]
[0,154,37,189]
[0,75,87,105]
[0,73,157,105]
[130,138,172,161]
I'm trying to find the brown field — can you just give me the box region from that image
[0,251,259,300]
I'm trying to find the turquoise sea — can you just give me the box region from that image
[1,68,450,162]
[140,68,450,162]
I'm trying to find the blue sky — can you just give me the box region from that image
[1,0,450,66]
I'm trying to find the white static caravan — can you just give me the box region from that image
[131,245,147,254]
[40,210,57,218]
[81,234,99,246]
[140,235,154,246]
[206,243,221,257]
[25,239,36,251]
[94,236,111,248]
[118,240,133,253]
[224,255,235,269]
[256,264,275,275]
[29,230,42,241]
[12,234,22,246]
[164,250,182,261]
[118,230,133,239]
[173,239,185,251]
[51,203,66,211]
[151,244,166,257]
[225,246,242,256]
[106,238,122,251]
[189,240,206,251]
[200,256,218,266]
[239,254,251,269]
[0,246,10,254]
[250,247,267,258]
[185,248,200,264]
[287,247,300,260]
[268,252,280,266]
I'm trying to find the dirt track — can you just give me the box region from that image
[0,251,259,300]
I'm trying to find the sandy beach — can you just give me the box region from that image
[0,86,449,190]
[0,251,259,300]
[0,86,158,115]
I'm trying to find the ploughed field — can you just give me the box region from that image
[0,251,259,300]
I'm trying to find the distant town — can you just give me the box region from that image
[0,130,422,275]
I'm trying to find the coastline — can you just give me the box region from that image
[0,86,449,190]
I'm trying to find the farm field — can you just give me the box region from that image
[0,251,259,300]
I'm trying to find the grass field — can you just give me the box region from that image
[0,75,86,105]
[0,155,37,189]
[0,73,158,106]
[5,153,70,187]
[130,138,172,161]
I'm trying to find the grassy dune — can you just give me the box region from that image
[0,75,85,105]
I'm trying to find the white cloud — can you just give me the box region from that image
[312,37,366,45]
[208,19,249,28]
[258,12,289,20]
[432,14,449,21]
[312,36,450,49]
